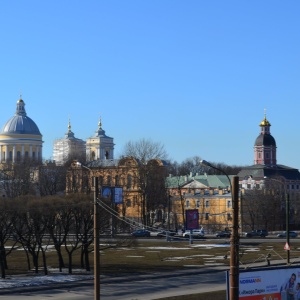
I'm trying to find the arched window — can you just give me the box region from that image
[91,151,95,160]
[105,150,109,159]
[107,175,111,186]
[127,174,132,189]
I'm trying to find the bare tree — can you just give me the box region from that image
[37,165,66,196]
[122,138,168,163]
[121,139,169,226]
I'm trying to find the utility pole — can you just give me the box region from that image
[286,192,290,265]
[199,160,239,300]
[230,176,239,300]
[93,177,100,300]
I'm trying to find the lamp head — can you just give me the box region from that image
[76,162,82,167]
[200,159,210,167]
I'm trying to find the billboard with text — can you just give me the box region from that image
[227,266,300,299]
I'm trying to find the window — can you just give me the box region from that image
[196,200,200,208]
[126,200,131,207]
[98,176,103,186]
[205,213,209,220]
[205,200,209,208]
[115,175,119,186]
[9,151,12,161]
[227,200,231,208]
[127,175,132,189]
[107,176,111,186]
[227,213,231,220]
[186,200,190,208]
[17,151,21,161]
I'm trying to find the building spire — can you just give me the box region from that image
[16,97,27,116]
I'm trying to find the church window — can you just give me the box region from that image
[107,176,111,186]
[115,175,119,185]
[98,176,103,186]
[127,175,132,189]
[105,150,109,159]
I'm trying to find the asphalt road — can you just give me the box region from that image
[0,280,94,300]
[0,267,227,300]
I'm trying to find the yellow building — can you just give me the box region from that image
[67,157,168,226]
[166,174,235,232]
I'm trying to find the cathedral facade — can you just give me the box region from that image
[0,97,43,163]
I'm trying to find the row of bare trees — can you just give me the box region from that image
[0,194,95,279]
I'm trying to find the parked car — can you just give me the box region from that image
[183,229,205,238]
[131,229,151,237]
[277,231,298,238]
[215,230,231,238]
[245,229,268,238]
[156,230,176,238]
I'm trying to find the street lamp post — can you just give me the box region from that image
[200,160,239,300]
[76,162,100,300]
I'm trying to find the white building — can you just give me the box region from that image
[53,120,86,165]
[0,97,43,163]
[86,119,114,161]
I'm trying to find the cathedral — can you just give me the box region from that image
[238,113,300,190]
[53,118,115,165]
[0,97,43,163]
[0,97,115,166]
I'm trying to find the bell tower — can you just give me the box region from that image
[254,111,277,166]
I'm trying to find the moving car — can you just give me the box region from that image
[156,230,176,238]
[215,230,231,238]
[277,231,298,238]
[131,229,151,237]
[183,229,205,238]
[245,229,268,238]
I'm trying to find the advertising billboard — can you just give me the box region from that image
[185,209,199,230]
[101,186,123,204]
[113,187,123,204]
[227,266,300,299]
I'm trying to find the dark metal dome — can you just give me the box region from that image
[254,134,276,146]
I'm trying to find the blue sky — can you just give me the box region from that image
[1,1,300,169]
